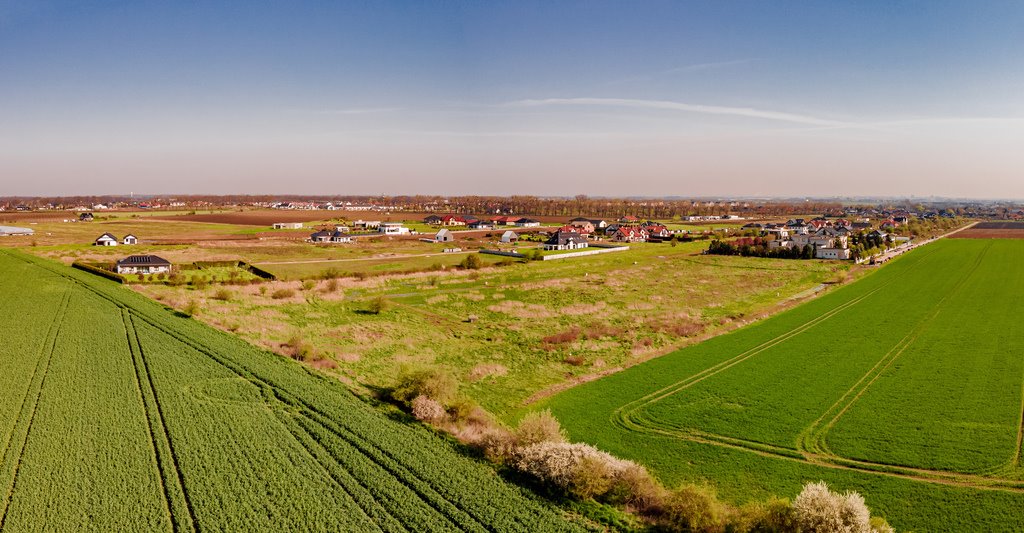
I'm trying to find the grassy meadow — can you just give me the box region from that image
[133,240,842,417]
[538,238,1024,532]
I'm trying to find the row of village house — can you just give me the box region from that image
[739,217,902,260]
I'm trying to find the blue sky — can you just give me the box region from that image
[2,1,1023,198]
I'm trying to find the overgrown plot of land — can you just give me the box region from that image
[542,239,1024,532]
[0,250,580,532]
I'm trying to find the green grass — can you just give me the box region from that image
[135,241,839,418]
[0,249,583,532]
[539,238,1024,532]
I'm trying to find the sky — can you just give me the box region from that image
[1,1,1023,198]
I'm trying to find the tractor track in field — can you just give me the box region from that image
[609,246,941,428]
[103,289,499,533]
[799,241,993,457]
[134,316,497,533]
[123,310,198,533]
[608,242,1024,493]
[0,286,70,530]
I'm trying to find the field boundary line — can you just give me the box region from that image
[0,286,71,529]
[127,314,199,533]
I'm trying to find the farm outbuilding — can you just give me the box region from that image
[94,233,119,246]
[435,229,455,242]
[122,234,138,245]
[500,230,518,243]
[273,222,304,229]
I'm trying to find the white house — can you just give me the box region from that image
[379,222,410,235]
[435,228,455,242]
[500,230,519,243]
[115,255,172,275]
[273,222,304,229]
[94,233,119,246]
[544,231,589,251]
[122,234,138,245]
[353,220,381,230]
[515,218,541,228]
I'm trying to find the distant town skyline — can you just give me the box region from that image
[2,1,1023,198]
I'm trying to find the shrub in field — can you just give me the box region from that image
[301,280,316,291]
[271,288,295,299]
[514,409,566,446]
[286,333,316,361]
[322,279,339,293]
[192,277,208,290]
[446,396,483,425]
[366,295,390,314]
[792,481,872,533]
[513,442,596,489]
[460,254,482,270]
[604,463,665,512]
[322,267,342,280]
[411,395,447,423]
[391,366,459,406]
[657,484,729,533]
[182,300,200,317]
[212,288,233,301]
[478,427,518,462]
[732,498,797,533]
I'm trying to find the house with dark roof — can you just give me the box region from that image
[570,217,608,229]
[79,212,94,222]
[310,230,352,243]
[544,231,589,251]
[423,215,444,225]
[515,218,541,228]
[115,255,172,275]
[122,234,138,245]
[94,233,119,246]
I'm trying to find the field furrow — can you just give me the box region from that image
[124,310,197,533]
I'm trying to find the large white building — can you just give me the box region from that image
[379,222,410,235]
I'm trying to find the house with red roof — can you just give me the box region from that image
[610,226,648,243]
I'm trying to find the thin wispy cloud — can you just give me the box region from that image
[505,97,854,127]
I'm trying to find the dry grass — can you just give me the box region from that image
[468,363,509,382]
[486,300,555,319]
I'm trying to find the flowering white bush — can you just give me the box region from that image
[410,395,446,423]
[793,481,872,533]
